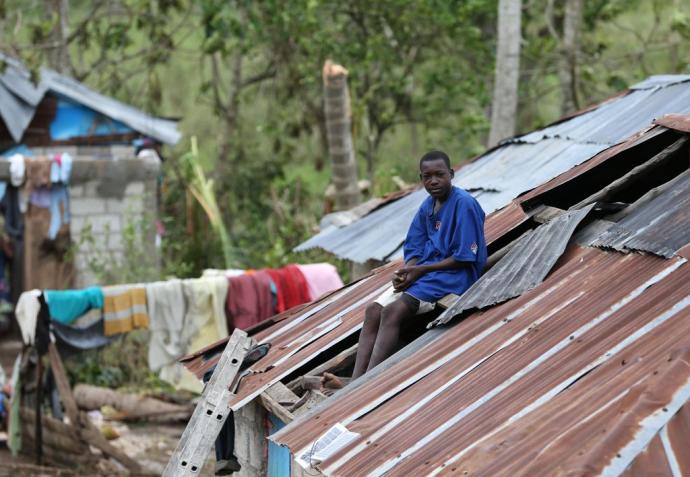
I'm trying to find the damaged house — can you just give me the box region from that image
[174,76,690,477]
[0,53,180,298]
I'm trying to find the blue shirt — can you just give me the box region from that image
[403,186,487,302]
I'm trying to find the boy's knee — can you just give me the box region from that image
[363,303,382,326]
[380,301,407,327]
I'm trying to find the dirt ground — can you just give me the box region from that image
[0,335,216,477]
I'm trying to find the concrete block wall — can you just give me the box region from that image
[0,152,162,288]
[70,177,158,287]
[234,400,268,477]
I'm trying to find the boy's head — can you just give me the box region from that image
[419,150,454,200]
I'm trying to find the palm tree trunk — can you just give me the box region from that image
[323,60,361,211]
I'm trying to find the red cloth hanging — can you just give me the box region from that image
[226,271,274,333]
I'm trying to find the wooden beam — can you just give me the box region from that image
[260,382,299,424]
[531,205,566,224]
[286,344,358,392]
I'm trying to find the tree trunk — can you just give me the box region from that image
[488,0,522,147]
[73,384,192,422]
[323,60,361,211]
[559,0,583,115]
[216,51,243,165]
[47,0,72,74]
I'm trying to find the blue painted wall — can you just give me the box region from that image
[267,413,291,477]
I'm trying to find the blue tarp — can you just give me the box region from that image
[50,96,134,140]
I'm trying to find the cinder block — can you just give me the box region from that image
[83,181,100,197]
[125,181,145,196]
[84,214,121,234]
[105,198,126,214]
[71,197,107,215]
[68,185,84,197]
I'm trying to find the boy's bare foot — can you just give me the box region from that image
[321,372,345,390]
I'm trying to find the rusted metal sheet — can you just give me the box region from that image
[484,201,529,246]
[655,113,690,133]
[664,401,690,476]
[593,169,690,257]
[621,435,673,477]
[272,247,690,476]
[432,205,594,326]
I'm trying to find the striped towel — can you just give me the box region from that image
[103,285,149,336]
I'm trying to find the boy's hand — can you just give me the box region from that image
[393,266,424,291]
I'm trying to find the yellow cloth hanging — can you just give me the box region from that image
[103,285,149,335]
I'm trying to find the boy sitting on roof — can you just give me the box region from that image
[324,150,487,388]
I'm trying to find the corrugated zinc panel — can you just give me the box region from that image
[432,204,594,326]
[592,169,690,257]
[272,248,690,477]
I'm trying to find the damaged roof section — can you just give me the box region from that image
[431,204,594,327]
[297,75,690,264]
[592,168,690,258]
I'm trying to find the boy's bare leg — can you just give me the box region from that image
[366,299,416,372]
[351,303,383,379]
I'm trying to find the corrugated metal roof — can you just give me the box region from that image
[592,169,690,258]
[297,75,690,264]
[180,117,690,476]
[432,204,594,326]
[0,53,180,144]
[272,247,690,476]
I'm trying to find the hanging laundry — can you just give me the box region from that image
[283,264,312,306]
[8,154,25,187]
[201,269,245,278]
[296,263,344,301]
[183,276,229,346]
[50,152,73,184]
[70,307,104,329]
[158,276,228,392]
[3,186,24,304]
[226,271,274,332]
[29,188,51,209]
[103,285,149,336]
[146,279,187,372]
[266,265,311,313]
[44,287,104,325]
[15,289,41,345]
[52,317,113,355]
[48,185,70,240]
[34,293,51,355]
[264,268,286,313]
[0,213,12,315]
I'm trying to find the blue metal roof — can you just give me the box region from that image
[0,53,180,145]
[296,75,690,264]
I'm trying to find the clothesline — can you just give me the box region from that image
[14,262,343,392]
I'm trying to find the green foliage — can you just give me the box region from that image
[2,0,689,279]
[65,330,175,392]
